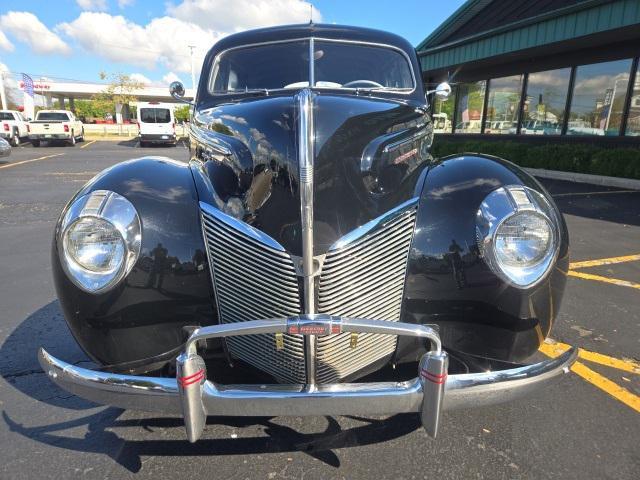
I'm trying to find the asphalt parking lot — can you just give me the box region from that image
[0,141,638,479]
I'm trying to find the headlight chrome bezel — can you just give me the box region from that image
[58,190,141,293]
[476,185,560,289]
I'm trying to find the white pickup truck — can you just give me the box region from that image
[0,110,30,146]
[29,110,84,147]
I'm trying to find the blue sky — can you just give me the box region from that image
[0,0,465,87]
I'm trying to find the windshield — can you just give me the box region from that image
[0,112,14,120]
[209,39,414,94]
[313,41,413,90]
[36,112,70,121]
[140,108,171,123]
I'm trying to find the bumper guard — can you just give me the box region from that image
[38,315,577,443]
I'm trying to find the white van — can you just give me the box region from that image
[137,102,177,147]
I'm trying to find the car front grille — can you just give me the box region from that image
[200,198,418,384]
[316,199,418,383]
[200,203,306,384]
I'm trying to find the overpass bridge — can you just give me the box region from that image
[19,78,195,123]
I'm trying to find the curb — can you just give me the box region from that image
[83,137,136,142]
[526,168,640,191]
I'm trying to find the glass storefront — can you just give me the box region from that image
[439,56,639,138]
[454,81,486,133]
[432,89,455,133]
[568,59,632,136]
[522,68,571,136]
[626,70,640,136]
[485,75,522,134]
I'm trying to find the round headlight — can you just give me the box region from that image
[494,212,552,268]
[58,190,141,293]
[64,217,125,273]
[476,186,559,288]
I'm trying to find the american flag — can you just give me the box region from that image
[22,73,34,97]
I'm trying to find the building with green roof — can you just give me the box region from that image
[417,0,640,143]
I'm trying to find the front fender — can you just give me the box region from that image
[399,154,569,363]
[52,157,216,371]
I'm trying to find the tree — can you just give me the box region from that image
[174,105,191,123]
[92,72,144,121]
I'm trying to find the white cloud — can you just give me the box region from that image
[574,73,630,94]
[59,12,218,73]
[76,0,108,11]
[167,0,321,32]
[0,11,71,55]
[0,29,14,52]
[118,0,135,8]
[162,71,182,84]
[0,62,22,104]
[57,1,323,77]
[130,73,152,85]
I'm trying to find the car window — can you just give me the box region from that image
[208,39,415,94]
[210,41,309,93]
[36,112,70,121]
[313,41,414,91]
[140,108,171,123]
[0,112,13,120]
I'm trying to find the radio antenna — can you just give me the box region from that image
[309,3,313,24]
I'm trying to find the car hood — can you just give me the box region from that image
[190,91,431,256]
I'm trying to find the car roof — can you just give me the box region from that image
[199,23,423,101]
[209,23,416,56]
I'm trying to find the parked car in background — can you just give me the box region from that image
[0,136,11,157]
[0,110,29,146]
[29,110,84,147]
[137,102,177,147]
[40,23,576,444]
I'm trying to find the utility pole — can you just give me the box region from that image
[0,70,7,110]
[188,45,196,92]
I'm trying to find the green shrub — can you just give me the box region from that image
[431,140,640,179]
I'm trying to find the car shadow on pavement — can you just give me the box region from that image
[3,409,421,472]
[1,300,95,410]
[1,301,422,471]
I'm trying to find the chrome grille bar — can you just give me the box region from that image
[200,202,306,384]
[317,198,418,383]
[297,88,317,385]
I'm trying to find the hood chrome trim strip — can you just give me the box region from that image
[297,87,317,385]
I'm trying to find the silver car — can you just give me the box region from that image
[0,136,11,157]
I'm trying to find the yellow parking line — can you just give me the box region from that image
[0,153,64,170]
[571,362,640,413]
[79,140,97,149]
[570,253,640,269]
[567,270,640,290]
[542,341,640,374]
[540,342,640,413]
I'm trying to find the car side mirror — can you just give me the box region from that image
[170,81,194,105]
[427,82,452,100]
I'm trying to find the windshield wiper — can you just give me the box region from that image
[211,88,270,96]
[363,87,413,93]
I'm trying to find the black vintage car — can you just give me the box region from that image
[40,23,576,442]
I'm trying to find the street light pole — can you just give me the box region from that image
[188,45,196,92]
[0,70,7,110]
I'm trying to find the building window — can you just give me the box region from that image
[568,59,632,136]
[522,68,571,135]
[626,64,640,136]
[432,87,455,133]
[484,75,522,134]
[454,81,486,133]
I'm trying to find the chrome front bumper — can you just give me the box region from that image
[39,315,577,443]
